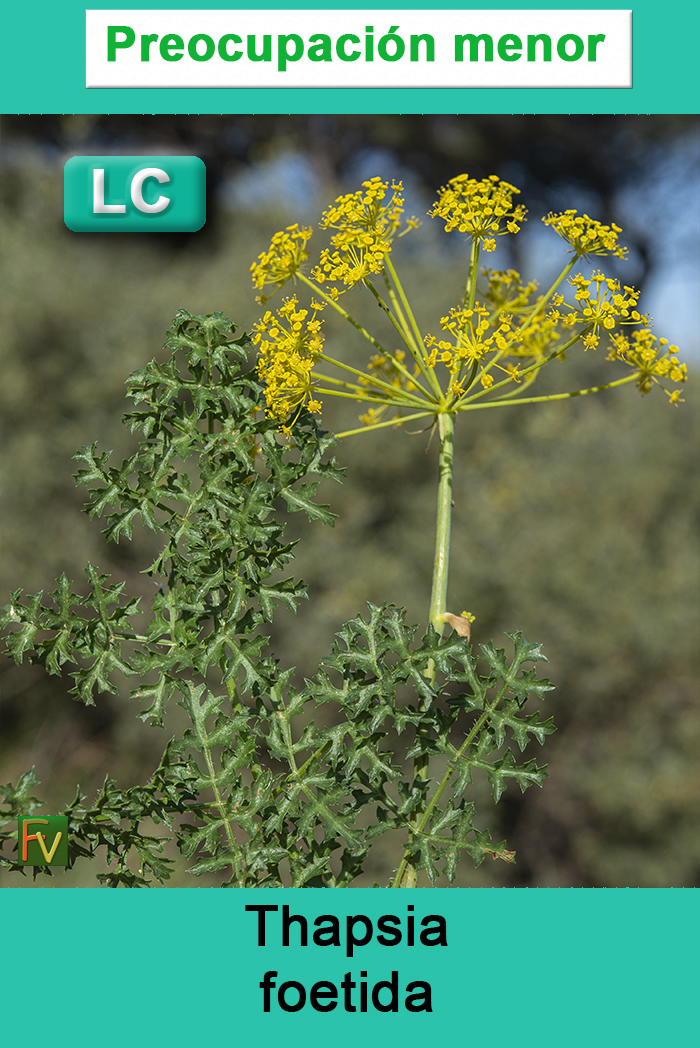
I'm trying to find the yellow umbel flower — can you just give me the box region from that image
[542,210,628,260]
[358,349,417,393]
[438,305,499,364]
[508,309,565,360]
[424,302,519,396]
[568,272,641,341]
[608,328,688,401]
[320,176,407,236]
[250,224,313,302]
[312,177,417,292]
[481,268,539,313]
[312,233,391,289]
[428,174,526,251]
[253,296,324,426]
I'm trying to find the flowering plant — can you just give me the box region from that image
[251,174,685,633]
[0,174,685,888]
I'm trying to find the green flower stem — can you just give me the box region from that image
[300,268,433,401]
[316,387,428,410]
[310,370,421,403]
[363,279,436,388]
[309,371,372,393]
[320,383,431,414]
[459,371,640,411]
[385,257,444,401]
[335,410,435,439]
[384,257,424,349]
[470,259,578,389]
[316,353,433,409]
[382,269,417,347]
[519,257,576,333]
[382,351,435,401]
[296,272,388,354]
[491,369,539,400]
[465,239,481,310]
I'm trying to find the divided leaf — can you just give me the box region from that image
[0,310,557,888]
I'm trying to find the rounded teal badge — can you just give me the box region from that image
[64,155,206,232]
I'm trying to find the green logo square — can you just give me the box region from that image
[18,816,69,866]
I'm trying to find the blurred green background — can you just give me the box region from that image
[1,114,698,887]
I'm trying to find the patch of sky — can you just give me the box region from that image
[218,150,321,216]
[614,129,700,365]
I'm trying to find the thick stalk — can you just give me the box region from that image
[398,410,455,887]
[429,412,455,632]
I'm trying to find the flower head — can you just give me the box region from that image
[312,178,417,291]
[428,174,526,250]
[542,210,628,260]
[320,176,407,236]
[568,272,641,340]
[253,296,324,426]
[508,309,566,360]
[608,327,687,402]
[482,269,539,313]
[423,302,516,397]
[250,224,313,302]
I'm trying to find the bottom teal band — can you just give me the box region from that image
[2,888,696,1044]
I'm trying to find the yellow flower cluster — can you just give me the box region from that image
[480,270,563,359]
[250,224,313,303]
[542,210,628,260]
[564,272,641,348]
[424,304,515,389]
[608,328,688,402]
[359,349,416,391]
[424,297,566,397]
[320,176,406,234]
[482,268,539,314]
[248,173,687,431]
[312,177,418,291]
[508,309,565,360]
[253,296,324,426]
[428,174,526,252]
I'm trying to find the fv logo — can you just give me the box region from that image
[64,156,206,231]
[18,816,69,866]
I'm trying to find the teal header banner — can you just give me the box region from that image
[3,889,697,1045]
[1,0,699,112]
